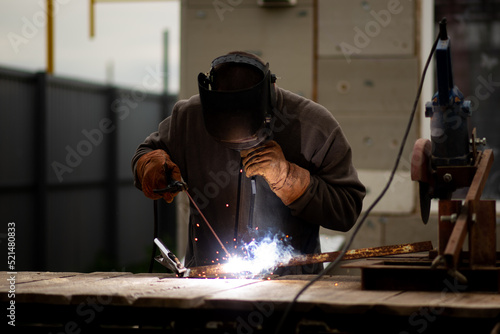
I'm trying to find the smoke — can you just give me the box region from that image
[225,233,298,278]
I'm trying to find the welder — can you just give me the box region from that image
[131,51,365,274]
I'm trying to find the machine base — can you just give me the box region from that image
[344,253,500,292]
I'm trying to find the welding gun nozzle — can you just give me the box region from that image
[153,181,188,194]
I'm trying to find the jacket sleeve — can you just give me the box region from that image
[131,117,172,191]
[280,94,366,232]
[289,124,365,231]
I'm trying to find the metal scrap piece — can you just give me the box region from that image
[184,241,433,278]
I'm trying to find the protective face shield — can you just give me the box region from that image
[198,54,277,150]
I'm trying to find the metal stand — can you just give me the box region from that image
[346,149,499,292]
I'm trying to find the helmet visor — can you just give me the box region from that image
[198,70,273,150]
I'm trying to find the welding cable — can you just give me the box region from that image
[273,32,441,334]
[148,200,160,273]
[233,160,244,248]
[248,176,257,229]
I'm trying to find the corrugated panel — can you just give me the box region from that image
[46,188,107,271]
[117,185,155,268]
[0,192,37,270]
[0,66,174,272]
[46,78,110,185]
[117,92,167,180]
[0,70,36,186]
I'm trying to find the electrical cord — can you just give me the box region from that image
[273,32,441,334]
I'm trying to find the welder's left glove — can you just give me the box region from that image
[240,140,310,206]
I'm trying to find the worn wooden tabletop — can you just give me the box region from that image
[2,270,500,333]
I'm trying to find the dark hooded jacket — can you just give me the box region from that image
[132,87,366,274]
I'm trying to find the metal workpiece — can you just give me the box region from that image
[182,241,433,278]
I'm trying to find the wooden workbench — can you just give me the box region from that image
[2,269,500,333]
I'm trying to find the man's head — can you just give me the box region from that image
[198,51,276,150]
[210,51,265,90]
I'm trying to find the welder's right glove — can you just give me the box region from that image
[136,150,182,203]
[240,140,310,206]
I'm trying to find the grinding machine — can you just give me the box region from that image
[347,19,499,292]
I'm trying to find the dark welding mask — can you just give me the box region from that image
[198,54,277,150]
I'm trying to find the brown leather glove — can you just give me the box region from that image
[240,140,310,206]
[136,150,182,203]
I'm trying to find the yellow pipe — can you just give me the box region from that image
[47,0,54,74]
[90,0,95,38]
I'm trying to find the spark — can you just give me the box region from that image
[194,238,198,241]
[225,203,229,207]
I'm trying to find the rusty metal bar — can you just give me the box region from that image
[185,241,433,278]
[278,241,433,267]
[186,264,230,278]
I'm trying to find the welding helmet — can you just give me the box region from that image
[198,53,277,150]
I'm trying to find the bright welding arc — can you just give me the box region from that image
[273,30,442,334]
